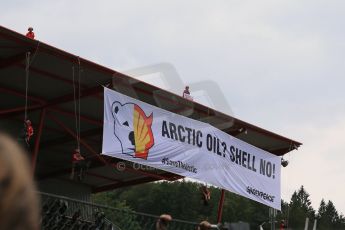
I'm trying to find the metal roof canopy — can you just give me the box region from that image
[0,25,301,193]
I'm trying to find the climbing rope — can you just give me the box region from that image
[24,41,40,121]
[72,66,80,150]
[24,52,30,121]
[78,57,81,150]
[72,57,82,150]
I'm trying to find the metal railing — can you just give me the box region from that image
[39,192,199,230]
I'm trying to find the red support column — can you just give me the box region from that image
[32,109,46,173]
[46,112,107,164]
[217,189,226,223]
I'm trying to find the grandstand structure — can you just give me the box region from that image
[0,25,301,229]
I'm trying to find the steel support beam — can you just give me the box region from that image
[15,64,103,100]
[92,176,161,193]
[39,127,102,149]
[0,86,45,104]
[0,84,105,117]
[46,112,107,164]
[0,104,42,116]
[45,84,105,108]
[36,162,104,181]
[86,171,122,183]
[49,107,102,126]
[0,51,31,69]
[16,63,89,88]
[0,88,102,130]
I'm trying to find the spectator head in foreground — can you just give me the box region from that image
[0,133,40,230]
[198,220,212,230]
[156,214,172,230]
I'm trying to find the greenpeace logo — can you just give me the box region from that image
[246,186,275,203]
[162,157,197,174]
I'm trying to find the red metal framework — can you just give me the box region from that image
[0,25,301,223]
[0,27,183,192]
[44,112,182,188]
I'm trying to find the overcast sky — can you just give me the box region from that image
[2,0,345,214]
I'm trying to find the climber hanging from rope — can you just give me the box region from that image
[70,148,90,181]
[201,185,211,206]
[280,220,287,230]
[18,40,40,150]
[24,119,34,144]
[18,52,35,149]
[70,61,90,180]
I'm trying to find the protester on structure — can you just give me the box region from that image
[26,27,35,39]
[0,132,40,230]
[182,86,194,101]
[198,221,212,230]
[155,214,172,230]
[18,119,34,150]
[201,185,211,206]
[24,119,34,144]
[183,86,190,96]
[279,220,287,229]
[70,148,89,180]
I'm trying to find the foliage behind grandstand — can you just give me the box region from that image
[93,181,345,229]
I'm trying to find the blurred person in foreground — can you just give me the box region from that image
[156,214,172,230]
[198,220,212,230]
[0,133,40,230]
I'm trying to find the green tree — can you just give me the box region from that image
[92,183,343,229]
[288,186,315,229]
[92,192,141,229]
[317,200,343,230]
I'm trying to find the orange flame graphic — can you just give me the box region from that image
[133,105,154,159]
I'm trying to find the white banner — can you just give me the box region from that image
[102,88,281,210]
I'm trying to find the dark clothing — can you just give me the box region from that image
[71,160,90,181]
[183,89,190,95]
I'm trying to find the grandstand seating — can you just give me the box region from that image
[39,192,198,230]
[41,198,114,230]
